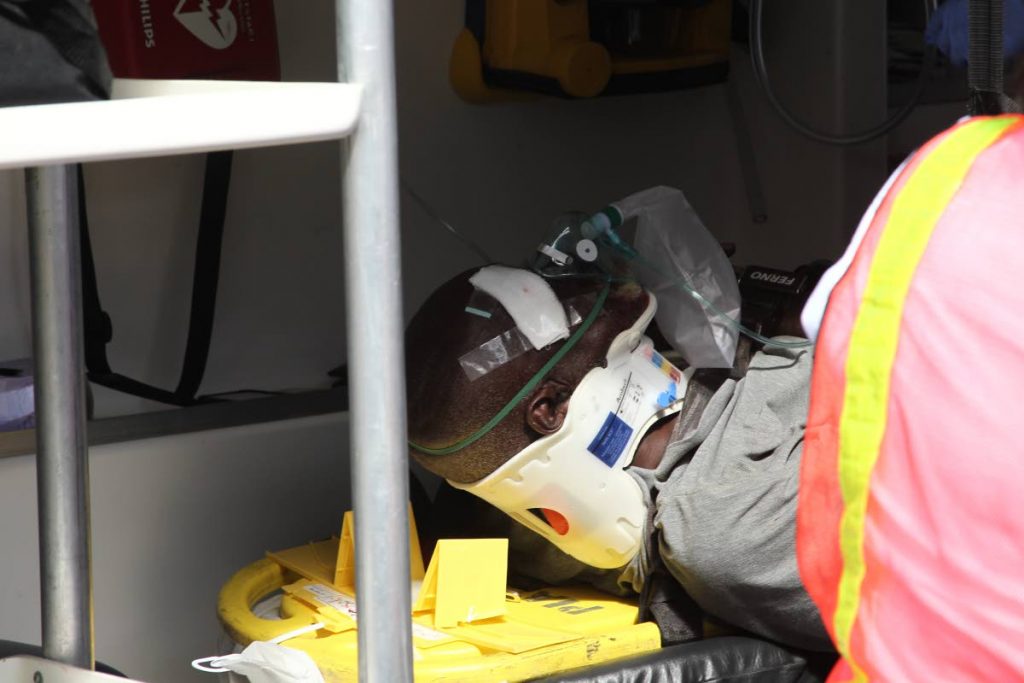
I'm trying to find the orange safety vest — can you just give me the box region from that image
[798,115,1024,681]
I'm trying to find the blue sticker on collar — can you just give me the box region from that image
[657,381,678,408]
[587,413,634,467]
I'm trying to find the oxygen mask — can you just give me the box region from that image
[532,187,812,368]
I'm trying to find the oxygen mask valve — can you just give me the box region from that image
[581,207,637,258]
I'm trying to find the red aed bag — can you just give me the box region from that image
[91,0,280,81]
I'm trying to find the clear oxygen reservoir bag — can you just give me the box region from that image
[591,186,741,368]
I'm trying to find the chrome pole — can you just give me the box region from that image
[336,0,413,680]
[26,164,94,669]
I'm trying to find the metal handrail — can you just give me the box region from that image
[338,0,414,679]
[27,2,412,678]
[27,164,94,669]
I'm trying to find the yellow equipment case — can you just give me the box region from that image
[450,0,732,102]
[217,510,661,682]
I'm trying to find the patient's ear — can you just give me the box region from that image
[526,379,573,435]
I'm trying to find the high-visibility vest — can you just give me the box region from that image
[798,115,1024,682]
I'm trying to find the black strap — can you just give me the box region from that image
[79,164,112,376]
[638,548,705,646]
[175,151,231,399]
[79,151,233,407]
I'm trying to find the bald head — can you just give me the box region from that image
[406,268,649,483]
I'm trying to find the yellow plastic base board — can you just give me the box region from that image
[223,509,660,681]
[219,557,660,682]
[269,507,426,592]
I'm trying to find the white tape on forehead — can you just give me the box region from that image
[469,266,570,349]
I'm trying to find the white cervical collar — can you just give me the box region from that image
[453,293,687,568]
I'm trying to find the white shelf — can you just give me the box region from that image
[0,79,362,170]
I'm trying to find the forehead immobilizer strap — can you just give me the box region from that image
[409,282,610,456]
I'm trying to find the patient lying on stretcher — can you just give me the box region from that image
[405,265,833,652]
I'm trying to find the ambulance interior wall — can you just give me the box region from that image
[0,0,962,421]
[0,413,350,682]
[0,1,963,681]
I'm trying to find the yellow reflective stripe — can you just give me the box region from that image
[833,117,1016,681]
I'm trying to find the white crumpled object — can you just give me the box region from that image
[469,265,569,349]
[216,641,324,683]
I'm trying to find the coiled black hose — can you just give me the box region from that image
[969,0,1007,114]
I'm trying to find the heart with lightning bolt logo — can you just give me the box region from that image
[173,0,238,49]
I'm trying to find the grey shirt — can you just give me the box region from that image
[620,341,830,650]
[502,341,831,651]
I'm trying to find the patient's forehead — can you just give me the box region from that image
[408,268,648,368]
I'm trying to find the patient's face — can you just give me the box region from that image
[406,271,651,483]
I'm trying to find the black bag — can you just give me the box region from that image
[0,0,111,106]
